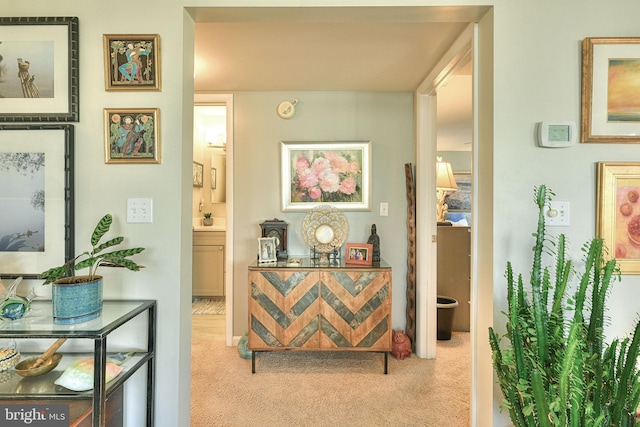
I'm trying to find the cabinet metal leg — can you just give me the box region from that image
[93,338,107,427]
[384,352,388,374]
[252,351,256,374]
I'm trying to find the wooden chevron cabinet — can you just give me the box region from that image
[248,261,392,372]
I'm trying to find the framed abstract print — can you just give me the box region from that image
[582,37,640,143]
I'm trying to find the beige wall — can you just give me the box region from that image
[4,1,640,426]
[3,2,192,426]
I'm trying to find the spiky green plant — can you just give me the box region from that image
[39,214,145,284]
[489,185,640,426]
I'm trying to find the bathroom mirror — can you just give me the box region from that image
[194,104,227,204]
[211,152,226,203]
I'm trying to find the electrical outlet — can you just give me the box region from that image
[545,201,569,226]
[127,198,153,223]
[380,202,389,217]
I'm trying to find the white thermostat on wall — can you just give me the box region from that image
[536,121,577,148]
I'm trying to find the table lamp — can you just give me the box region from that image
[436,157,458,224]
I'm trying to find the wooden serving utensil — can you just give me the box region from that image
[30,338,67,369]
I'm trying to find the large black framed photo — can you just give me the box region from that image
[0,125,74,279]
[0,17,79,122]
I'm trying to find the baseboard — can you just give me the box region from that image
[231,335,241,346]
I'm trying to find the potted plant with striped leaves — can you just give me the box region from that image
[39,214,145,324]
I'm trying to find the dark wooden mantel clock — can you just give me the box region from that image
[259,218,288,259]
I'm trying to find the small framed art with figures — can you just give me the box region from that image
[103,34,160,91]
[105,108,160,164]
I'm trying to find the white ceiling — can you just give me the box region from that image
[437,74,473,151]
[191,6,484,151]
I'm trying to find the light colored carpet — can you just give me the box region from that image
[192,298,225,315]
[191,332,470,426]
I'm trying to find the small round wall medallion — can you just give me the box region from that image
[277,100,297,119]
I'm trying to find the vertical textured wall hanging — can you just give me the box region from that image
[404,163,417,349]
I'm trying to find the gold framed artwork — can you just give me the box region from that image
[104,108,160,164]
[582,37,640,143]
[597,162,640,274]
[103,34,160,91]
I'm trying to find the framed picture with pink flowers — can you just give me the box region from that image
[104,108,160,164]
[281,141,371,212]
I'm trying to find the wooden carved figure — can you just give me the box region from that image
[391,329,412,360]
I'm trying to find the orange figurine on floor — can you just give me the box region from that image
[391,330,412,360]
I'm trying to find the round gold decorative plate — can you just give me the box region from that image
[302,205,348,253]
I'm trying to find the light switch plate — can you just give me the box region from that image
[380,202,389,217]
[545,201,569,226]
[127,198,153,223]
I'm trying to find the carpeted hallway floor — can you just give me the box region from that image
[191,329,471,426]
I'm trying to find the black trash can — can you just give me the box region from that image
[437,296,459,340]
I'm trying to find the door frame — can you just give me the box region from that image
[194,92,234,347]
[415,20,495,426]
[415,23,474,359]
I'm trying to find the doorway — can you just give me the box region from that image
[185,6,494,426]
[434,47,474,422]
[414,20,493,425]
[193,93,234,347]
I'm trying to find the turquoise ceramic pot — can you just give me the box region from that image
[52,276,103,325]
[237,332,252,359]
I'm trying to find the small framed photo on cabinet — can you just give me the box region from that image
[258,237,278,264]
[345,243,373,266]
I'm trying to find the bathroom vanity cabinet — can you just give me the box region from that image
[248,259,392,373]
[193,231,225,297]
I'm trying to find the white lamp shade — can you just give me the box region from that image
[436,161,458,191]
